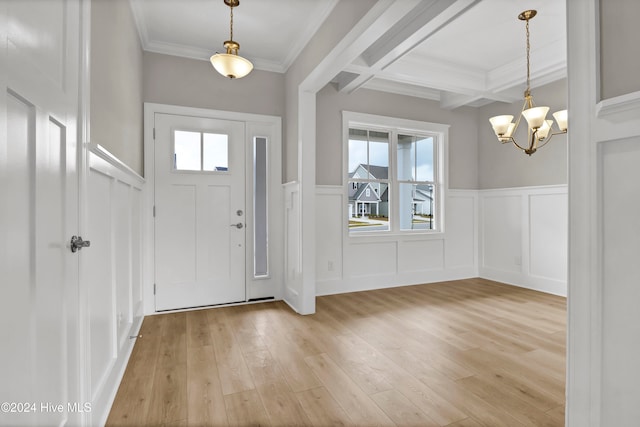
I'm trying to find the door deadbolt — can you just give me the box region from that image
[236,210,243,216]
[70,235,91,253]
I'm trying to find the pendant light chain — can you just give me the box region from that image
[229,5,234,41]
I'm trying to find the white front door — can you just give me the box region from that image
[154,113,246,311]
[0,0,82,425]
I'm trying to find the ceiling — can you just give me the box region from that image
[130,0,566,109]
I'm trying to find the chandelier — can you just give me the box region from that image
[210,0,253,79]
[489,10,567,156]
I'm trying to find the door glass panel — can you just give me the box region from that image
[174,130,200,171]
[254,137,268,277]
[203,133,229,171]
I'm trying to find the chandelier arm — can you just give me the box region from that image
[511,97,530,136]
[536,130,568,151]
[510,137,528,153]
[528,129,538,152]
[535,134,554,150]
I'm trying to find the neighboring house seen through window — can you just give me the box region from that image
[345,112,447,234]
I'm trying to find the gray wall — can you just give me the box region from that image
[143,52,285,118]
[91,0,144,175]
[478,79,568,189]
[600,0,640,99]
[316,83,480,189]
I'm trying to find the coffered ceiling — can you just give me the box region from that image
[130,0,566,109]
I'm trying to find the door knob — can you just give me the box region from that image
[70,235,91,253]
[230,223,244,229]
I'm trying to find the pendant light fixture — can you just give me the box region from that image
[489,10,568,156]
[210,0,253,79]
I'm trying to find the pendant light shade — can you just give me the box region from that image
[210,41,253,79]
[522,106,550,129]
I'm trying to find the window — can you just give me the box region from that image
[344,112,447,234]
[174,130,228,172]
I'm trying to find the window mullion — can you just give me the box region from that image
[390,129,399,233]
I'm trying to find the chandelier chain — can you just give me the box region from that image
[525,18,530,93]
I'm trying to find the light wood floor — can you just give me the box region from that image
[107,278,566,427]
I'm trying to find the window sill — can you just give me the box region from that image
[347,230,445,243]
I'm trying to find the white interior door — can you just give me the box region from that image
[154,113,246,311]
[0,0,81,426]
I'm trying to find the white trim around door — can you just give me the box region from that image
[143,103,283,315]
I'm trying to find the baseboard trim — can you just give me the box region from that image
[95,315,144,426]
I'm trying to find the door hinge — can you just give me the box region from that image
[153,205,156,217]
[153,128,156,140]
[153,284,156,295]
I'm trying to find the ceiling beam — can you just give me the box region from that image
[337,0,481,95]
[363,0,481,70]
[302,0,424,93]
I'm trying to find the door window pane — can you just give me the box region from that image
[174,130,201,171]
[174,130,230,172]
[203,133,229,171]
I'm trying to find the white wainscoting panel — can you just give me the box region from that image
[316,187,343,282]
[283,181,302,310]
[479,185,567,296]
[529,193,568,282]
[445,192,477,270]
[346,241,397,277]
[600,136,640,425]
[84,144,145,426]
[481,195,522,274]
[398,240,444,272]
[316,186,478,296]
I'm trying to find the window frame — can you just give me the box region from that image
[343,111,449,238]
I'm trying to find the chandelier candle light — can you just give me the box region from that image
[210,0,253,79]
[489,10,568,156]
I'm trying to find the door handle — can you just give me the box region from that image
[230,222,244,229]
[70,235,91,253]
